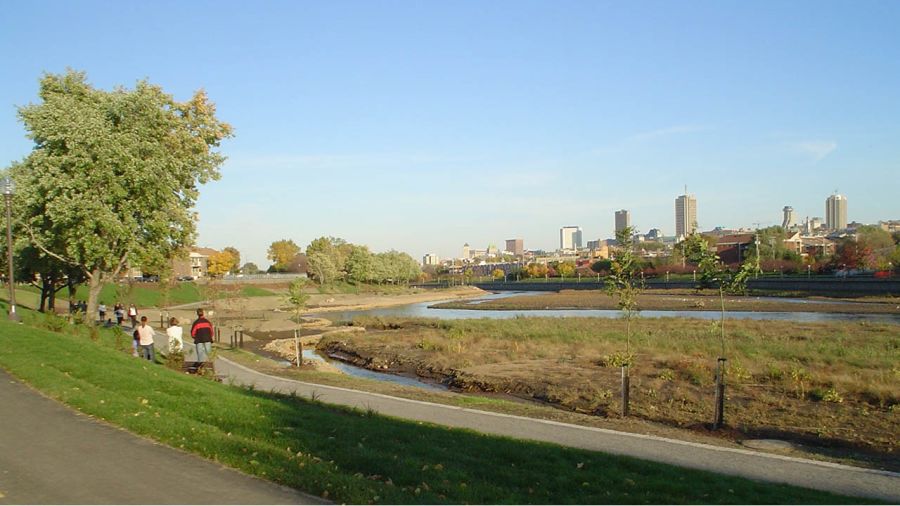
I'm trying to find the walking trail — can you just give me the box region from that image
[215,356,900,503]
[0,368,325,504]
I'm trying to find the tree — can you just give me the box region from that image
[10,70,232,320]
[223,246,241,273]
[306,236,351,280]
[241,262,261,275]
[492,268,505,281]
[267,239,300,271]
[346,245,375,285]
[557,261,576,278]
[307,251,339,285]
[605,226,642,417]
[207,251,235,278]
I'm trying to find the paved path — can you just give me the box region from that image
[217,356,900,502]
[0,369,325,505]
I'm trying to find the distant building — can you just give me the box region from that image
[461,243,471,260]
[171,247,219,279]
[422,253,440,266]
[879,220,900,233]
[804,216,824,235]
[615,209,630,234]
[505,238,524,256]
[560,226,583,250]
[645,228,663,241]
[826,194,848,231]
[715,234,755,264]
[675,193,698,238]
[782,206,796,229]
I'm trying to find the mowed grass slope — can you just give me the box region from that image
[0,313,869,504]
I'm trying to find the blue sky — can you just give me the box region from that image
[2,1,899,266]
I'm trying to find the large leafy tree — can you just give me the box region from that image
[267,239,300,271]
[10,70,232,320]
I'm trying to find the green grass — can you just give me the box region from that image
[72,282,203,307]
[240,285,276,297]
[0,310,872,504]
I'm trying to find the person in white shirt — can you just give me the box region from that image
[166,317,183,353]
[135,316,156,362]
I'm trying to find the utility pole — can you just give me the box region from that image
[752,222,764,277]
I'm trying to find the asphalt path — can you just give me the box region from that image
[0,368,324,504]
[216,356,900,503]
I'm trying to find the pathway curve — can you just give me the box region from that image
[216,356,900,503]
[0,368,325,505]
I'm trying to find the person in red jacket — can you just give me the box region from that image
[190,308,214,363]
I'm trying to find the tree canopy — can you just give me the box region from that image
[267,239,301,271]
[9,70,232,318]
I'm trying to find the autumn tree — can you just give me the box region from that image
[207,250,236,278]
[267,239,300,272]
[223,246,241,273]
[10,70,232,320]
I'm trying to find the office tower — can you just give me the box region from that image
[782,206,796,229]
[560,226,583,250]
[422,253,439,266]
[615,209,631,234]
[825,194,848,231]
[505,238,524,256]
[675,193,698,238]
[461,243,471,260]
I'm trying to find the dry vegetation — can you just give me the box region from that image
[319,316,899,467]
[432,289,900,314]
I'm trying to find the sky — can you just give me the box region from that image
[2,1,899,267]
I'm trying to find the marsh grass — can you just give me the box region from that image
[337,316,899,454]
[0,309,867,504]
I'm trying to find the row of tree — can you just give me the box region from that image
[266,237,422,285]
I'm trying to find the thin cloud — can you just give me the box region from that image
[626,124,713,143]
[789,140,837,162]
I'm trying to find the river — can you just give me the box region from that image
[317,291,900,324]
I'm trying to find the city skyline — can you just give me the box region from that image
[2,2,899,266]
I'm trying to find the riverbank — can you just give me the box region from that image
[317,316,899,471]
[431,289,900,314]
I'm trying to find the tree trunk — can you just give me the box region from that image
[39,280,49,312]
[48,281,56,311]
[86,268,103,325]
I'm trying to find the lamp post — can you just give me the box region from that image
[3,177,18,321]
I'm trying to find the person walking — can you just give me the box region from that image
[128,304,138,327]
[135,316,156,362]
[114,303,124,325]
[190,309,214,363]
[98,302,107,324]
[166,317,183,354]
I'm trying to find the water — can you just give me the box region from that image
[318,291,900,324]
[302,349,447,391]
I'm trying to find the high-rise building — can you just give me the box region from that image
[675,193,698,238]
[825,194,848,231]
[461,243,471,260]
[560,226,583,250]
[422,253,440,266]
[615,209,631,234]
[782,206,796,229]
[505,238,524,256]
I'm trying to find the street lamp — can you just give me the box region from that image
[3,177,18,321]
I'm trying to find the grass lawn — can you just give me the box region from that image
[0,309,868,504]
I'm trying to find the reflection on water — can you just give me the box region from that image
[302,349,446,391]
[317,291,900,324]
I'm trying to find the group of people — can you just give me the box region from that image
[131,308,214,365]
[76,301,138,326]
